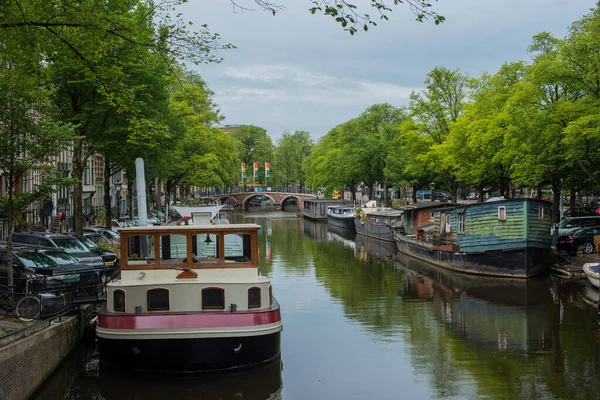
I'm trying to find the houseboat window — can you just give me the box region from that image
[538,206,544,220]
[458,213,465,233]
[127,235,156,266]
[376,217,380,223]
[269,285,273,306]
[202,287,225,309]
[159,234,187,264]
[113,290,125,312]
[498,206,507,221]
[248,287,261,308]
[193,234,220,264]
[224,233,252,263]
[147,288,169,311]
[320,204,325,215]
[445,214,452,233]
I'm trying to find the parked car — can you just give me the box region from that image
[0,245,79,293]
[11,232,105,269]
[557,216,600,237]
[67,233,119,268]
[85,227,120,243]
[564,207,597,217]
[35,248,107,303]
[556,226,600,254]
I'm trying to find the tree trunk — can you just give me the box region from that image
[103,156,112,228]
[72,139,85,235]
[552,179,561,223]
[383,183,389,205]
[6,175,15,288]
[412,186,418,204]
[536,184,543,200]
[477,183,485,203]
[449,177,458,204]
[570,184,576,209]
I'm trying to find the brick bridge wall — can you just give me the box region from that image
[211,192,316,211]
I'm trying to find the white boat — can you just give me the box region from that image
[583,262,600,289]
[96,223,282,372]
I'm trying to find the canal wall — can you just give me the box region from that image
[0,313,84,400]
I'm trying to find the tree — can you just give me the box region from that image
[273,130,314,190]
[233,0,445,34]
[407,67,472,202]
[0,46,73,288]
[230,125,274,186]
[157,73,238,205]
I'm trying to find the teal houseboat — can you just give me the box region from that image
[393,199,553,278]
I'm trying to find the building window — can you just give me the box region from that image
[147,288,170,311]
[248,287,261,308]
[458,213,465,233]
[498,206,506,221]
[538,206,544,220]
[114,290,125,312]
[202,287,225,310]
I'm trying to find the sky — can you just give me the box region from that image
[181,0,597,142]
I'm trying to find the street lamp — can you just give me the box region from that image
[430,181,436,202]
[114,180,121,218]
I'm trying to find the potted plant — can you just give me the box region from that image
[183,216,191,225]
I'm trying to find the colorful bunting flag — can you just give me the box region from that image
[265,162,271,178]
[253,162,258,179]
[241,163,246,179]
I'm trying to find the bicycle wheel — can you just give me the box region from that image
[16,296,41,322]
[0,294,12,319]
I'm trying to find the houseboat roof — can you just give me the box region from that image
[396,202,458,212]
[116,224,261,233]
[365,209,404,217]
[304,199,352,204]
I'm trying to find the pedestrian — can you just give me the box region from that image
[58,210,66,232]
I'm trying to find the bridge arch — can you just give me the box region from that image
[242,194,276,209]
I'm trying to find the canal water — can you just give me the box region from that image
[34,209,600,400]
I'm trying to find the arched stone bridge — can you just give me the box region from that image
[201,192,317,211]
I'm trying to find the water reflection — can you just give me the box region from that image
[395,255,557,352]
[37,346,283,400]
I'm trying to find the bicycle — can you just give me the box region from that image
[0,281,42,322]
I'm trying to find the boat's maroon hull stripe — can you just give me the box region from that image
[98,308,281,330]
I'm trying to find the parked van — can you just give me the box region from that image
[557,216,600,237]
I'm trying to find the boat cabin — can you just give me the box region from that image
[302,199,352,220]
[107,224,272,315]
[432,199,552,252]
[393,203,457,238]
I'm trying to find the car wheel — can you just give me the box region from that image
[582,242,595,254]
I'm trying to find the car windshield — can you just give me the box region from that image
[52,238,88,253]
[17,252,58,269]
[78,235,99,249]
[43,251,79,265]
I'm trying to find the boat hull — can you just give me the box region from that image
[355,217,394,242]
[395,235,550,278]
[327,214,355,230]
[583,263,600,288]
[98,331,280,373]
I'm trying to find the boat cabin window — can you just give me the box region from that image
[224,233,252,263]
[202,287,225,309]
[538,206,544,220]
[498,206,507,221]
[248,287,261,308]
[147,288,170,311]
[127,235,156,266]
[193,234,220,264]
[113,290,125,312]
[159,234,188,265]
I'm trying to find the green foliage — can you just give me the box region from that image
[272,130,313,188]
[230,125,274,186]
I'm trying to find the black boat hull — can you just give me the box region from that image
[98,331,281,373]
[395,236,550,278]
